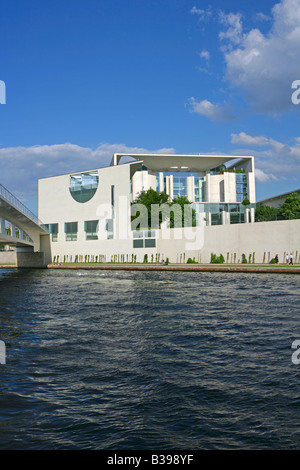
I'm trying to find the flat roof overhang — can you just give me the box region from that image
[112,153,253,172]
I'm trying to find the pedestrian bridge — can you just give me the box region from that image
[0,184,50,267]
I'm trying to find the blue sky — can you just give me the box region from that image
[0,0,300,213]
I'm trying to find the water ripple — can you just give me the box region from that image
[0,268,300,449]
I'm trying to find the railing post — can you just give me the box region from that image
[0,217,5,234]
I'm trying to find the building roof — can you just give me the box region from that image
[258,189,300,206]
[111,153,253,172]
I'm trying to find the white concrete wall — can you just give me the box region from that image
[223,172,237,203]
[200,219,300,264]
[209,175,223,202]
[37,216,300,265]
[155,219,300,264]
[131,171,157,200]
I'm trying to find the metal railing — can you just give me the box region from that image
[0,183,47,229]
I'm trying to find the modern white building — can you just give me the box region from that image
[38,153,256,263]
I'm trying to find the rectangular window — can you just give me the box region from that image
[133,230,143,239]
[65,222,78,241]
[106,219,114,239]
[236,174,247,203]
[133,239,144,248]
[132,230,156,248]
[84,220,98,240]
[145,238,156,248]
[44,223,59,242]
[50,223,59,242]
[194,177,204,202]
[111,185,115,218]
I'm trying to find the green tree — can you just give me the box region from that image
[131,189,196,229]
[255,204,278,221]
[169,195,196,228]
[131,188,169,229]
[242,198,250,206]
[278,192,300,220]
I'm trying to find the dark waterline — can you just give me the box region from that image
[0,268,299,450]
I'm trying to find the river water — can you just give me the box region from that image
[0,268,299,450]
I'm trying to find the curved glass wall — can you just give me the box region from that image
[69,171,99,203]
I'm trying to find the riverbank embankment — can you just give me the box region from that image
[1,263,300,273]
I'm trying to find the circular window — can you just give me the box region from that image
[69,171,99,203]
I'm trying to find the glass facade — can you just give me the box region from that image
[236,174,248,203]
[194,177,205,202]
[161,172,205,202]
[69,171,99,203]
[193,202,254,225]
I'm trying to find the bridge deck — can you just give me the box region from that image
[0,183,48,246]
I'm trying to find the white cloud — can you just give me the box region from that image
[230,131,300,181]
[0,142,175,205]
[255,168,278,182]
[221,0,300,114]
[231,132,286,152]
[219,12,243,45]
[255,12,271,22]
[199,50,210,61]
[188,97,235,122]
[190,5,212,21]
[190,0,300,116]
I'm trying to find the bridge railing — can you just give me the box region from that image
[0,183,48,230]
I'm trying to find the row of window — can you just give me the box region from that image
[132,230,156,248]
[159,172,205,202]
[151,172,247,203]
[44,220,110,242]
[44,223,157,248]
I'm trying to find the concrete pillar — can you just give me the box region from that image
[159,172,164,193]
[10,223,16,237]
[222,211,230,225]
[0,217,5,234]
[166,176,170,197]
[250,207,255,223]
[187,176,195,202]
[166,175,174,201]
[205,172,210,202]
[222,210,226,225]
[169,174,173,200]
[245,208,250,223]
[247,171,256,203]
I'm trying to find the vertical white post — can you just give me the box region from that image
[11,223,16,237]
[0,341,5,365]
[0,217,5,234]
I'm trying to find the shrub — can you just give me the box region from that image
[187,257,196,264]
[242,253,247,264]
[210,253,225,264]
